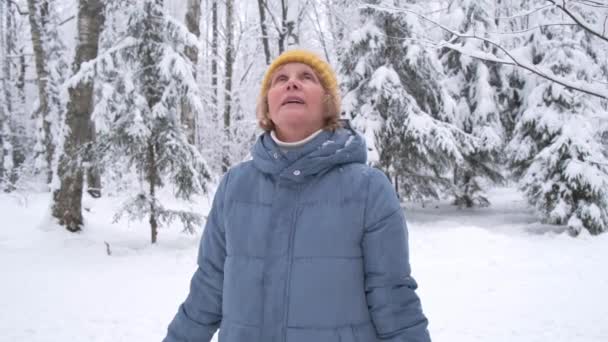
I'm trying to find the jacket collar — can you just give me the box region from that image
[252,125,367,183]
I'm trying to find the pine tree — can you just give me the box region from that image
[508,4,608,235]
[341,0,476,201]
[494,0,527,141]
[78,0,211,243]
[440,0,505,207]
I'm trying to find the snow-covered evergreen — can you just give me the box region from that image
[508,4,608,235]
[340,0,477,201]
[2,0,607,239]
[439,0,505,207]
[72,0,212,242]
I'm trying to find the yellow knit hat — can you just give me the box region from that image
[256,49,341,131]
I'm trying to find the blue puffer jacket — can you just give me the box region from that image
[163,126,431,342]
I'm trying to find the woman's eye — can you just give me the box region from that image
[272,75,287,85]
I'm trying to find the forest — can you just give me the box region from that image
[0,0,607,240]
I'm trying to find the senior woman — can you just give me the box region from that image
[163,49,431,342]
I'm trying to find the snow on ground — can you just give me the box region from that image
[1,186,607,342]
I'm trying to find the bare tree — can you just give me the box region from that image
[222,0,234,172]
[279,0,289,52]
[52,0,105,232]
[262,0,309,53]
[257,0,272,64]
[211,0,219,118]
[0,0,8,187]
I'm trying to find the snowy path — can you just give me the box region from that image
[1,188,607,342]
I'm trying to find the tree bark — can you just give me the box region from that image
[51,0,105,232]
[26,0,53,183]
[142,0,163,243]
[182,0,201,145]
[148,139,158,244]
[257,0,271,65]
[222,0,234,172]
[1,0,22,192]
[12,5,26,188]
[0,0,7,185]
[211,0,218,120]
[278,0,287,53]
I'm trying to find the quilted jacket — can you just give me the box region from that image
[163,125,431,342]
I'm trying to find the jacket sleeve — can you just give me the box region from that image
[163,171,230,342]
[362,169,431,342]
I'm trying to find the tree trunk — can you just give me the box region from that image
[0,0,7,186]
[394,174,400,200]
[310,1,331,63]
[52,0,105,232]
[257,0,271,65]
[26,0,53,184]
[211,0,218,120]
[148,140,158,244]
[325,0,346,60]
[222,0,234,173]
[1,0,22,192]
[86,123,101,197]
[12,25,26,187]
[278,0,287,53]
[142,0,163,243]
[182,0,201,145]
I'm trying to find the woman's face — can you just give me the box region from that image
[267,63,326,136]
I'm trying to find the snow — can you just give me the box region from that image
[349,21,382,46]
[1,187,607,342]
[369,65,401,90]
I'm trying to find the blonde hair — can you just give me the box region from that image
[256,49,342,132]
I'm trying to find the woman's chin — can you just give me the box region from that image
[275,114,313,127]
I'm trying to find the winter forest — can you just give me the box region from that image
[1,0,608,341]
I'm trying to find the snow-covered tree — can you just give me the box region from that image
[0,0,15,190]
[52,0,105,232]
[75,0,211,243]
[182,0,201,145]
[341,0,476,201]
[1,1,35,192]
[439,0,505,207]
[8,4,29,192]
[508,4,608,236]
[26,0,69,184]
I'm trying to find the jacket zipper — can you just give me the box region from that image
[282,187,301,342]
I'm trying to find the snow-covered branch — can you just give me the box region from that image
[6,0,28,15]
[59,15,76,27]
[493,4,553,20]
[362,3,608,100]
[65,36,138,90]
[547,0,608,43]
[572,0,608,8]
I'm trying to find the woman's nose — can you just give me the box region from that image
[286,78,300,90]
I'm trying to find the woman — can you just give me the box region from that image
[163,49,431,342]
